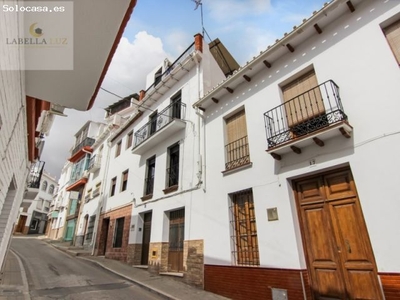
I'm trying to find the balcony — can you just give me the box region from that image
[224,136,251,171]
[69,137,95,163]
[87,154,101,173]
[25,161,45,200]
[132,101,186,155]
[264,80,352,160]
[145,42,195,94]
[66,156,90,191]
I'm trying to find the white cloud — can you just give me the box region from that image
[41,31,168,177]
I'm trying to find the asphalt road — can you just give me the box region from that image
[10,238,163,300]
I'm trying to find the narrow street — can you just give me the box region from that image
[8,237,163,300]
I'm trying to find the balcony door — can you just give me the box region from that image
[171,93,181,120]
[282,70,325,135]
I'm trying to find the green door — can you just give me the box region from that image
[65,219,76,241]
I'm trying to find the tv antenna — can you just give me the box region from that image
[192,0,204,36]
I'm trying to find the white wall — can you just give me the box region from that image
[202,0,400,272]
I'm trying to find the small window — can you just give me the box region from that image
[113,217,125,248]
[41,181,48,191]
[115,141,122,157]
[224,110,250,170]
[110,177,117,196]
[229,189,259,266]
[49,184,55,194]
[126,131,133,149]
[121,170,129,192]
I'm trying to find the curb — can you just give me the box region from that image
[78,256,179,300]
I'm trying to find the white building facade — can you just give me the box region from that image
[195,0,400,299]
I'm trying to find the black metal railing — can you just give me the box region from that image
[264,80,347,148]
[134,101,186,147]
[166,164,179,187]
[144,176,154,196]
[71,137,95,157]
[225,136,250,170]
[27,161,45,189]
[145,42,195,93]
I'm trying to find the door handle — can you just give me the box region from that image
[345,240,352,254]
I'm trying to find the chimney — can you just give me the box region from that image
[139,90,146,101]
[194,33,203,53]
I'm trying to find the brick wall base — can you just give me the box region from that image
[380,273,400,300]
[127,243,142,265]
[94,204,132,262]
[148,242,169,274]
[183,240,204,288]
[204,265,310,300]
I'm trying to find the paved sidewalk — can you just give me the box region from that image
[46,240,229,300]
[0,250,30,300]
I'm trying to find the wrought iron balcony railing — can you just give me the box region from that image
[134,101,186,147]
[27,161,45,189]
[264,80,347,148]
[166,164,179,187]
[144,176,154,196]
[145,42,195,93]
[225,136,250,170]
[71,137,95,157]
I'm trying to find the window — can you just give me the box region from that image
[86,215,96,241]
[115,141,122,157]
[281,69,325,136]
[171,91,182,119]
[113,217,125,248]
[383,19,400,65]
[126,131,133,149]
[154,67,162,86]
[41,181,48,191]
[85,189,92,202]
[49,184,55,194]
[144,156,156,196]
[121,170,129,192]
[167,143,179,187]
[93,182,101,198]
[149,111,158,135]
[224,110,250,170]
[229,189,259,266]
[110,177,117,197]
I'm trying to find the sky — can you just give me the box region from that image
[41,0,328,179]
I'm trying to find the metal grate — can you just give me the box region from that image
[229,189,259,266]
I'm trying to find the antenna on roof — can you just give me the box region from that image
[192,0,204,36]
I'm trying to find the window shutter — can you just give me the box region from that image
[384,20,400,65]
[226,110,247,144]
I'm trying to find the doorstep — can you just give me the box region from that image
[159,272,183,278]
[132,265,148,269]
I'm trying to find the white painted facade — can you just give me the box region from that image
[194,0,400,297]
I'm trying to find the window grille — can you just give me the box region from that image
[229,189,259,266]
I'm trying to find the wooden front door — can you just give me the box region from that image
[168,209,185,272]
[15,215,27,233]
[141,212,152,265]
[294,169,382,299]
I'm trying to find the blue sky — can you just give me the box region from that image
[42,0,328,178]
